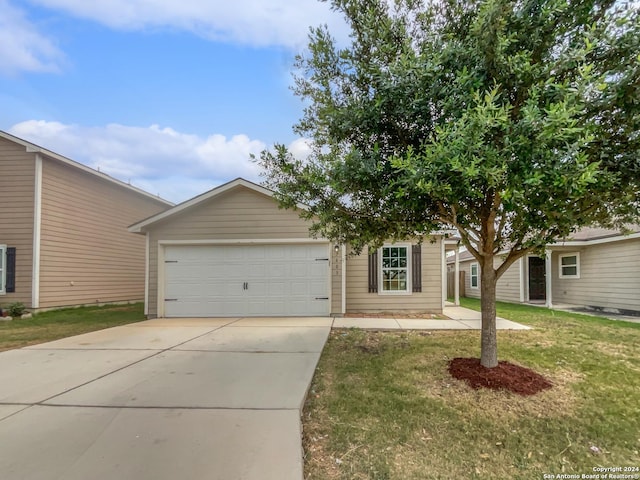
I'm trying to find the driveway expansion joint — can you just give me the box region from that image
[35,323,232,406]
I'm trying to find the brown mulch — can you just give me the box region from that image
[344,312,442,319]
[448,357,553,396]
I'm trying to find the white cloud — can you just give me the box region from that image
[288,137,313,161]
[9,120,308,203]
[0,0,64,75]
[26,0,349,49]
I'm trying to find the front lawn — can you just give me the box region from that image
[303,299,640,479]
[0,303,145,351]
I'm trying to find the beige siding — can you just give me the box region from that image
[0,137,35,307]
[496,257,522,303]
[460,260,480,299]
[345,239,443,313]
[38,157,169,308]
[460,257,522,303]
[552,240,640,312]
[146,186,324,317]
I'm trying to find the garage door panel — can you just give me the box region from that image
[248,264,267,278]
[267,282,286,295]
[164,244,330,317]
[245,282,266,296]
[245,247,266,260]
[269,264,287,278]
[309,281,328,295]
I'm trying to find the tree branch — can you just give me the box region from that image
[495,246,533,279]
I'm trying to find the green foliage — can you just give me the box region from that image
[258,0,640,365]
[259,0,640,260]
[7,302,26,317]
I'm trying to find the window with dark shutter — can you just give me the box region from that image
[368,249,378,293]
[412,244,422,292]
[6,247,16,293]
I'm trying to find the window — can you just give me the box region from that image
[368,244,422,294]
[380,244,411,294]
[0,245,5,295]
[470,263,479,288]
[559,253,580,278]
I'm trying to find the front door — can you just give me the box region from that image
[528,256,546,301]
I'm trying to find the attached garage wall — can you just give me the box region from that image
[146,186,337,317]
[345,238,443,313]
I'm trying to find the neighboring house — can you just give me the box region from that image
[129,178,454,318]
[0,131,173,311]
[448,227,640,315]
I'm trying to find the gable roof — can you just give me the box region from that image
[128,177,301,233]
[0,130,173,206]
[558,225,640,242]
[447,226,640,264]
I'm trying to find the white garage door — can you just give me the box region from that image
[163,244,331,317]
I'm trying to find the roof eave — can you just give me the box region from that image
[1,130,173,206]
[128,177,309,233]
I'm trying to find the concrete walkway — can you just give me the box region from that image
[539,303,640,324]
[0,317,332,480]
[333,305,531,330]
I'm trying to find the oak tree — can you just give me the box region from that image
[258,0,640,367]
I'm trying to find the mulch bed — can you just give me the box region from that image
[448,357,553,396]
[344,312,441,319]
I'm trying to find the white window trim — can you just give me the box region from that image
[0,244,6,295]
[559,252,580,279]
[470,262,479,289]
[378,243,412,295]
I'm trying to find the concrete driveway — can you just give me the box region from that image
[0,317,332,480]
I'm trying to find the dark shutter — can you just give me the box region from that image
[368,250,378,293]
[6,247,16,293]
[412,244,422,292]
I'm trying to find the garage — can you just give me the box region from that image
[163,244,331,317]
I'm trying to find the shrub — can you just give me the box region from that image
[8,302,26,317]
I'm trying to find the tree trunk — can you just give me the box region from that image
[480,260,498,368]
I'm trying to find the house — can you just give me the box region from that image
[0,130,173,311]
[129,178,456,318]
[448,227,640,315]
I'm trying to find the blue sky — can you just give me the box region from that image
[0,0,348,203]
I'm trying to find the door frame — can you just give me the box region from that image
[527,255,547,301]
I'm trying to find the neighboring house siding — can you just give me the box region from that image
[552,241,640,312]
[460,257,522,303]
[146,186,322,317]
[345,238,443,313]
[0,137,35,307]
[495,257,521,303]
[38,157,168,309]
[460,260,479,299]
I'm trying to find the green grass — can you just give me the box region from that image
[0,303,145,351]
[303,299,640,479]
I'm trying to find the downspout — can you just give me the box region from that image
[31,154,43,309]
